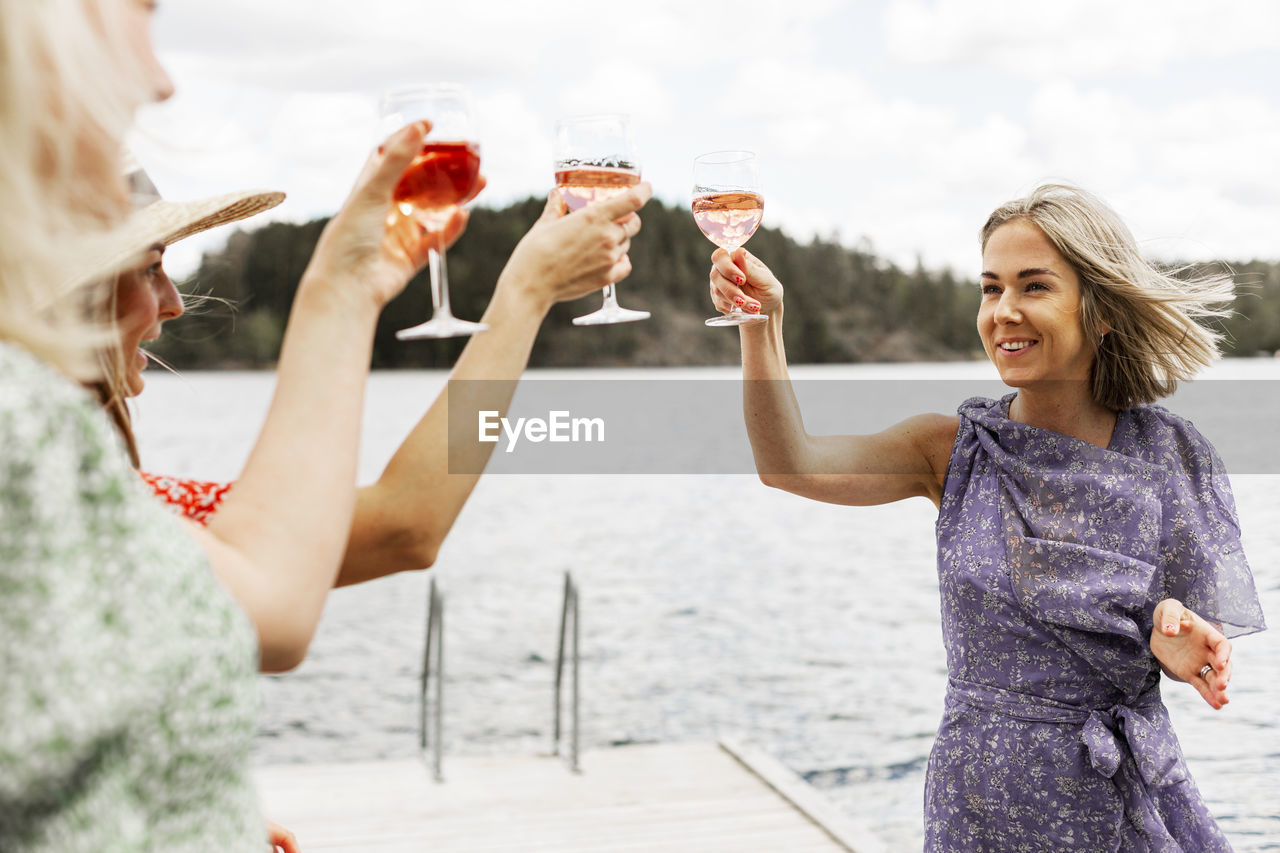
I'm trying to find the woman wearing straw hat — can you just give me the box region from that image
[86,172,290,464]
[89,178,294,853]
[0,1,649,849]
[97,166,646,586]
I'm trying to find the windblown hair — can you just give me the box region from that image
[91,266,145,467]
[0,0,150,379]
[980,184,1234,411]
[93,271,200,469]
[90,346,141,467]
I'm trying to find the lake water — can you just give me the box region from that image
[134,361,1280,851]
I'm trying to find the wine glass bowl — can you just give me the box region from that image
[553,114,649,326]
[692,150,767,327]
[554,163,641,213]
[381,84,488,340]
[392,140,481,229]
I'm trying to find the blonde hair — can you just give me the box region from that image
[92,273,142,466]
[0,0,151,379]
[980,184,1234,410]
[91,349,141,467]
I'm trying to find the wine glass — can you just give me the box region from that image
[381,84,488,339]
[553,114,649,326]
[692,150,767,327]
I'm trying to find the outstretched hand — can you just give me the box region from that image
[305,120,485,309]
[708,247,783,317]
[1150,598,1232,710]
[496,183,651,314]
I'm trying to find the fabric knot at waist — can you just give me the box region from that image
[947,677,1186,790]
[947,677,1193,849]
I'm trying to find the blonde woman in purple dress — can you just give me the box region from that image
[707,184,1266,851]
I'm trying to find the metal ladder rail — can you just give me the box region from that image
[420,572,580,781]
[419,577,444,782]
[552,570,581,773]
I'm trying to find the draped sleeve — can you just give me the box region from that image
[959,397,1170,698]
[957,396,1266,702]
[1133,406,1266,638]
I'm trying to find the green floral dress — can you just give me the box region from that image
[0,342,263,851]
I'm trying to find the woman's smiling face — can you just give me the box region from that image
[978,218,1096,390]
[114,244,182,395]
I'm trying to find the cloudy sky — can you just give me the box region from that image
[135,0,1280,280]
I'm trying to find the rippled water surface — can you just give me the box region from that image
[135,362,1280,851]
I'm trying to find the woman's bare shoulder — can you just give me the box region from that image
[899,412,960,498]
[898,412,961,449]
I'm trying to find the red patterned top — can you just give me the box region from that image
[140,472,233,526]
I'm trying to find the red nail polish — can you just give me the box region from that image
[733,296,744,307]
[746,303,760,314]
[735,275,745,285]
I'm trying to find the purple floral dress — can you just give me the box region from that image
[927,395,1266,852]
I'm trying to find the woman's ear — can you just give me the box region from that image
[1093,313,1112,345]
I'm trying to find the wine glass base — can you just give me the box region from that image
[705,312,768,327]
[572,306,651,326]
[396,317,490,340]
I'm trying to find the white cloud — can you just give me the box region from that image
[558,63,673,129]
[705,58,1042,270]
[154,0,839,91]
[1017,82,1280,261]
[473,90,556,207]
[139,1,1280,281]
[883,0,1280,78]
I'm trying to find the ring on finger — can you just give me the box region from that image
[1198,664,1213,680]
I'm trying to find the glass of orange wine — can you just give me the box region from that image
[692,150,766,327]
[554,114,649,325]
[381,84,487,339]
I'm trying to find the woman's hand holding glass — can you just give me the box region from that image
[553,114,649,325]
[708,247,783,321]
[380,84,487,339]
[498,183,651,315]
[303,120,478,312]
[1150,597,1233,710]
[694,150,767,327]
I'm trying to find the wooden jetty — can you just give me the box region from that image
[254,738,889,852]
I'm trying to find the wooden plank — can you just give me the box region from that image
[254,742,881,852]
[718,737,891,853]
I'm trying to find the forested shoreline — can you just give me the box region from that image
[150,197,1280,370]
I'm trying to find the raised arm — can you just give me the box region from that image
[709,247,955,508]
[186,123,440,671]
[335,185,651,586]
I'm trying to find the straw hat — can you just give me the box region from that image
[63,168,285,289]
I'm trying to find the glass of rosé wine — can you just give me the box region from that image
[692,150,766,327]
[381,84,487,339]
[554,114,649,325]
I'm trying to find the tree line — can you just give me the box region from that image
[150,197,1280,370]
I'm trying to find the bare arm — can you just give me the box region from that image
[710,248,955,508]
[335,186,651,586]
[191,123,439,671]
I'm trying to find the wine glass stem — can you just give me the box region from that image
[600,283,619,310]
[430,246,455,320]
